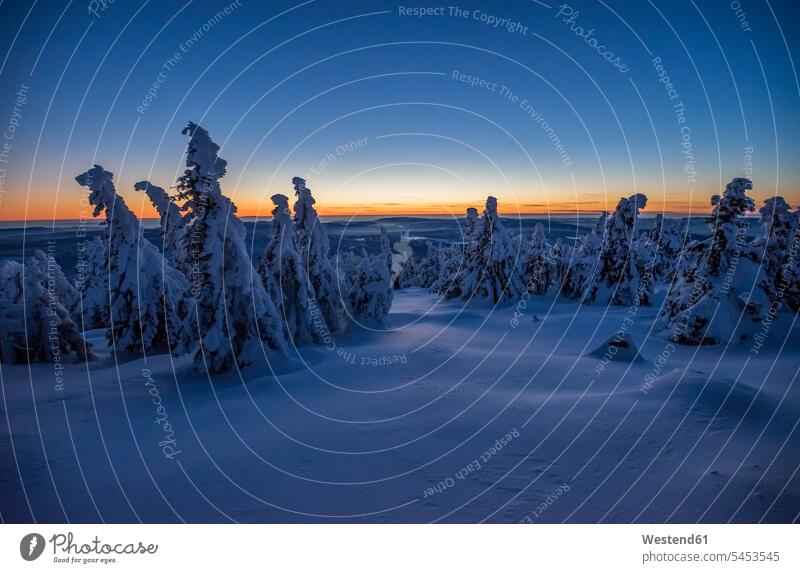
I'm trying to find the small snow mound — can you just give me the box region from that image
[585,332,646,363]
[645,369,775,420]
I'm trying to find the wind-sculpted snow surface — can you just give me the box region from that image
[2,287,799,523]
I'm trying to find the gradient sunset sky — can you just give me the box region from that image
[0,0,798,220]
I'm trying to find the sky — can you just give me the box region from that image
[0,0,798,220]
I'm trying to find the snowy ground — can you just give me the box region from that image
[1,287,799,523]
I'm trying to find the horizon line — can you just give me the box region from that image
[0,210,720,223]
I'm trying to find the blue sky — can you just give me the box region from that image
[0,0,798,218]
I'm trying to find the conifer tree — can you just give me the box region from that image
[658,178,756,344]
[751,197,799,313]
[174,123,286,371]
[344,248,393,325]
[259,194,319,345]
[461,196,526,303]
[76,165,188,355]
[585,193,650,306]
[293,177,346,332]
[431,245,463,298]
[74,235,109,329]
[417,240,441,289]
[0,255,92,364]
[562,212,606,300]
[520,223,554,295]
[134,180,186,266]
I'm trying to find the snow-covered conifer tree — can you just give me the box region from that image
[511,231,525,261]
[760,197,796,272]
[392,232,419,289]
[785,211,800,313]
[343,248,393,325]
[396,254,420,288]
[438,207,481,298]
[642,214,684,282]
[74,235,109,329]
[259,194,319,345]
[292,177,346,332]
[562,212,606,299]
[0,255,91,364]
[464,207,480,239]
[0,260,32,363]
[417,241,441,289]
[584,193,650,306]
[460,196,526,303]
[0,260,24,308]
[134,180,186,266]
[520,223,554,295]
[379,226,393,271]
[657,178,756,344]
[76,166,188,355]
[334,249,359,297]
[375,236,394,317]
[550,239,570,291]
[431,245,463,297]
[31,249,78,313]
[752,197,799,311]
[175,123,286,371]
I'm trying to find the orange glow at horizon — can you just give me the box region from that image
[2,196,719,221]
[2,179,790,221]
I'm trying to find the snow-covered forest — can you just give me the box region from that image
[2,123,797,370]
